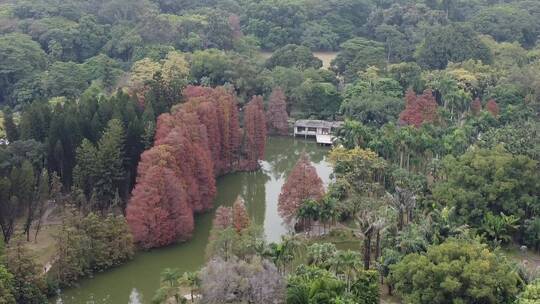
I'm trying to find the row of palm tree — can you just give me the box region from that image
[336,118,492,174]
[295,197,339,236]
[153,269,200,304]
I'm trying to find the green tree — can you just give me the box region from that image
[295,80,341,119]
[287,266,345,304]
[433,147,539,232]
[416,24,492,69]
[0,177,16,243]
[330,250,361,292]
[341,86,403,128]
[390,239,522,304]
[73,139,98,199]
[95,119,126,211]
[2,109,19,143]
[189,49,233,86]
[0,33,47,104]
[331,38,386,82]
[266,44,322,70]
[152,268,182,304]
[33,170,49,242]
[375,24,412,62]
[5,237,47,304]
[0,264,15,304]
[517,280,540,304]
[479,212,519,247]
[179,271,200,303]
[15,161,36,242]
[40,61,90,100]
[472,5,538,47]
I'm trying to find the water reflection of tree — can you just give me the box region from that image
[214,173,244,208]
[241,169,270,226]
[264,137,329,180]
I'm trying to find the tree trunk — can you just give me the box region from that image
[398,211,404,231]
[363,230,372,270]
[34,218,43,242]
[375,229,381,260]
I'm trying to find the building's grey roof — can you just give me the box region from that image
[294,120,344,128]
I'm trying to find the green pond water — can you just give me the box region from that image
[55,136,332,304]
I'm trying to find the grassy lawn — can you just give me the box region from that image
[11,217,59,267]
[313,51,338,69]
[504,244,540,278]
[26,223,59,267]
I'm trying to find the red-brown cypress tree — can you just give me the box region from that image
[486,99,499,117]
[399,89,438,127]
[213,206,233,230]
[196,101,222,174]
[232,197,250,233]
[278,153,324,223]
[266,87,289,135]
[127,86,265,249]
[221,89,242,173]
[126,163,194,249]
[243,95,267,170]
[471,98,482,115]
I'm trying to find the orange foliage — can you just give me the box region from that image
[127,86,265,248]
[266,87,289,135]
[233,197,250,233]
[470,98,482,115]
[278,153,324,224]
[242,95,267,170]
[486,99,499,117]
[399,89,439,127]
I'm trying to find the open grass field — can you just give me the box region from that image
[259,51,338,69]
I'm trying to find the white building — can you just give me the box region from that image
[293,120,343,145]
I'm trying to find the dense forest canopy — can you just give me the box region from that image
[0,0,540,105]
[0,0,539,303]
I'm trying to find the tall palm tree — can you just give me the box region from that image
[336,120,370,149]
[179,271,200,303]
[330,250,361,292]
[389,187,416,230]
[355,209,377,270]
[156,268,181,303]
[161,268,181,288]
[373,214,389,261]
[271,235,306,274]
[319,196,338,234]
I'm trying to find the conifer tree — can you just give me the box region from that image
[0,177,15,242]
[2,109,18,142]
[213,206,234,230]
[243,95,267,170]
[266,87,289,135]
[278,153,324,223]
[33,170,49,241]
[17,161,36,241]
[470,98,482,115]
[73,139,98,198]
[486,99,500,117]
[95,119,126,211]
[127,86,267,248]
[126,164,194,249]
[6,237,47,303]
[233,197,250,233]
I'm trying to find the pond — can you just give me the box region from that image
[55,136,333,304]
